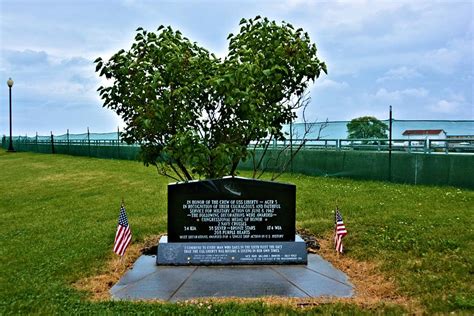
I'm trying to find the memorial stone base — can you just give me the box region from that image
[157,235,307,265]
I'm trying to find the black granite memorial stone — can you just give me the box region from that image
[167,177,296,242]
[157,176,307,265]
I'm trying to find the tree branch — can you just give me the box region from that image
[176,159,193,181]
[154,163,183,182]
[253,135,273,178]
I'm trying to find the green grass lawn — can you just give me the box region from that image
[1,152,472,314]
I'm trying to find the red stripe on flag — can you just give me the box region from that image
[113,204,132,256]
[334,210,348,254]
[115,227,131,256]
[113,226,125,252]
[114,225,131,256]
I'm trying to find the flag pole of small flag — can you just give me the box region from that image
[334,207,348,254]
[113,201,132,256]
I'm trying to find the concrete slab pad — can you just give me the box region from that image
[112,266,196,300]
[111,256,196,300]
[170,266,307,301]
[273,266,353,298]
[112,256,157,287]
[110,256,158,296]
[306,254,351,285]
[111,254,354,301]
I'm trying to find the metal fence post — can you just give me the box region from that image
[67,129,70,154]
[51,131,55,154]
[87,127,91,157]
[388,106,393,182]
[117,126,120,159]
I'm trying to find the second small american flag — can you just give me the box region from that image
[334,208,348,253]
[113,203,132,256]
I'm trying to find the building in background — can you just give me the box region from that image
[402,129,446,141]
[402,129,447,149]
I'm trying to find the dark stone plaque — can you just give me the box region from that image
[167,177,296,242]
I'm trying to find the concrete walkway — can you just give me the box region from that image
[111,254,354,301]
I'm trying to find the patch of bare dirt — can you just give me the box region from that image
[74,234,163,301]
[315,234,423,313]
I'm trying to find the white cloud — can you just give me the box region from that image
[372,87,429,102]
[376,66,421,83]
[1,49,98,103]
[427,93,467,114]
[312,1,407,33]
[418,38,472,74]
[429,100,460,114]
[282,0,314,10]
[313,78,349,90]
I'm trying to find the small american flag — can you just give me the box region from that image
[334,208,348,253]
[113,203,132,256]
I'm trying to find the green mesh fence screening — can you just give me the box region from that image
[2,136,140,161]
[237,149,474,188]
[2,131,473,188]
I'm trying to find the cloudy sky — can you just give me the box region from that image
[0,0,472,135]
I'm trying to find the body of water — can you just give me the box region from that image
[288,120,474,140]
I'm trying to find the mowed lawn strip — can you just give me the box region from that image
[0,152,472,314]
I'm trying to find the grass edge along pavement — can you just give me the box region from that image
[0,152,473,314]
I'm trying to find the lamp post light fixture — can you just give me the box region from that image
[7,77,15,152]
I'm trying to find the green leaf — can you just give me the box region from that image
[94,16,325,180]
[321,62,328,75]
[95,62,103,72]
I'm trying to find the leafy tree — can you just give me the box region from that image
[95,16,326,181]
[346,116,388,142]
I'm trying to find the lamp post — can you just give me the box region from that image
[7,77,15,152]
